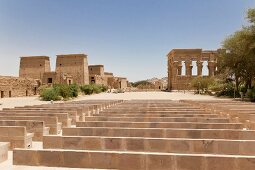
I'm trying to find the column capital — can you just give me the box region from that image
[185,60,192,66]
[196,60,203,65]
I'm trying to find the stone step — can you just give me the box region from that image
[76,121,244,129]
[13,148,255,170]
[96,113,218,117]
[103,109,205,112]
[43,135,255,155]
[84,116,230,123]
[62,127,255,140]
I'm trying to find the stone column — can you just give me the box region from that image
[185,60,192,76]
[172,61,178,77]
[197,61,203,76]
[208,61,216,76]
[168,59,172,91]
[177,61,182,76]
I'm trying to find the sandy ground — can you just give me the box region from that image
[0,91,230,110]
[0,91,231,169]
[0,96,50,110]
[73,91,229,101]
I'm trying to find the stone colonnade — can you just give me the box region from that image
[167,49,220,91]
[172,59,217,77]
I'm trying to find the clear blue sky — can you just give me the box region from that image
[0,0,254,82]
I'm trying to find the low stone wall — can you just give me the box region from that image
[13,149,255,169]
[62,127,255,140]
[43,135,255,156]
[0,76,38,98]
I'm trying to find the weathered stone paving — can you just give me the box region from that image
[0,99,255,169]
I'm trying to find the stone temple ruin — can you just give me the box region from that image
[88,65,128,89]
[0,76,39,98]
[0,54,128,98]
[167,48,223,91]
[20,54,89,85]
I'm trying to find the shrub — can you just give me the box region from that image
[53,84,71,99]
[60,85,72,98]
[239,84,246,93]
[38,85,49,96]
[80,85,94,95]
[41,83,106,100]
[69,84,79,97]
[40,88,61,101]
[100,85,108,92]
[246,88,255,101]
[91,84,101,94]
[208,82,225,93]
[215,82,239,97]
[40,84,79,101]
[80,84,107,95]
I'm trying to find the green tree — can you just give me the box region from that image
[247,8,255,24]
[191,76,214,93]
[219,8,255,90]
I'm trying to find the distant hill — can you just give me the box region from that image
[131,77,168,89]
[146,77,167,83]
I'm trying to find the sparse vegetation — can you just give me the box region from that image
[40,87,61,101]
[69,84,79,97]
[40,83,108,101]
[80,84,108,95]
[190,77,214,94]
[40,84,79,101]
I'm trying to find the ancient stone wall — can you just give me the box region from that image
[108,77,127,89]
[42,72,73,85]
[88,65,104,76]
[89,75,105,86]
[119,78,128,89]
[104,72,114,87]
[0,76,38,98]
[154,80,164,90]
[88,65,106,85]
[42,72,57,85]
[56,54,89,85]
[19,56,50,80]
